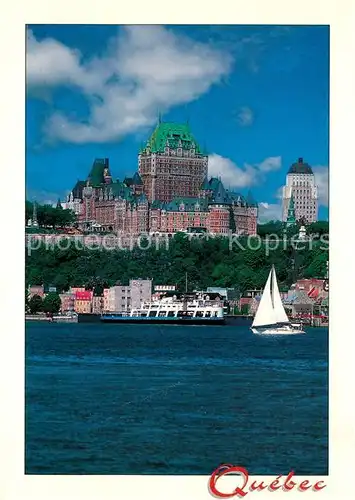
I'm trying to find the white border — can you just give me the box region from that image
[1,1,355,499]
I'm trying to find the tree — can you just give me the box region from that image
[42,292,62,314]
[306,221,329,238]
[229,207,236,233]
[241,303,250,315]
[257,220,283,238]
[25,200,76,229]
[25,289,29,312]
[28,294,43,314]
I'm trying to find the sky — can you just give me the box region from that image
[26,24,329,221]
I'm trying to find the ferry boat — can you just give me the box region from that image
[101,295,225,325]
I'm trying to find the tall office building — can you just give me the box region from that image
[282,157,318,223]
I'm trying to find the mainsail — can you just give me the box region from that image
[252,266,289,327]
[271,266,290,324]
[252,269,274,327]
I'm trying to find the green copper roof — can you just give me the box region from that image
[132,172,143,185]
[141,122,203,154]
[228,192,247,206]
[107,181,132,200]
[166,197,208,212]
[88,158,110,186]
[200,177,210,190]
[208,177,221,191]
[209,180,230,205]
[72,180,86,199]
[151,200,165,209]
[123,177,134,187]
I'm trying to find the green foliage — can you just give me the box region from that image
[306,221,329,238]
[26,233,329,293]
[26,200,75,228]
[241,303,250,315]
[42,292,62,314]
[257,221,284,238]
[28,294,43,314]
[229,207,236,232]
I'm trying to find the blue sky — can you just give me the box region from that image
[26,25,329,221]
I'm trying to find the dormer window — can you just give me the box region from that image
[179,203,185,211]
[177,148,182,156]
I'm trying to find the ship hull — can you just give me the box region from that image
[251,326,305,335]
[101,315,225,325]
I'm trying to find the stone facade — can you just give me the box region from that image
[105,280,152,312]
[59,292,75,313]
[138,122,208,202]
[63,122,258,236]
[74,291,93,314]
[282,158,318,223]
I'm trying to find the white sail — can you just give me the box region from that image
[271,266,290,324]
[252,269,275,327]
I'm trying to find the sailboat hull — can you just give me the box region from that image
[251,326,305,335]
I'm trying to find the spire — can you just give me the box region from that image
[56,198,63,209]
[286,192,296,227]
[32,200,38,227]
[158,111,162,124]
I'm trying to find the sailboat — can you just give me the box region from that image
[251,266,305,335]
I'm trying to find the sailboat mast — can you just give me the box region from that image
[271,265,275,308]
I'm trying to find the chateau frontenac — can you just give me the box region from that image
[62,121,258,235]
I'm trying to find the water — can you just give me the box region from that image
[25,322,328,475]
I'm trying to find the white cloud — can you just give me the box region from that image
[26,26,232,144]
[257,202,282,223]
[257,156,281,172]
[237,106,254,126]
[26,188,67,206]
[313,165,329,206]
[208,154,257,188]
[208,154,282,188]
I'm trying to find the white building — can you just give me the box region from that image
[282,158,318,223]
[105,279,152,312]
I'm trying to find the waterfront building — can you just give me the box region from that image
[130,279,152,309]
[294,278,328,300]
[282,157,318,223]
[70,287,86,294]
[64,121,258,236]
[59,292,75,313]
[154,285,177,292]
[105,279,152,312]
[92,295,104,314]
[283,289,314,316]
[74,290,93,314]
[107,286,131,312]
[28,285,44,298]
[103,288,110,311]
